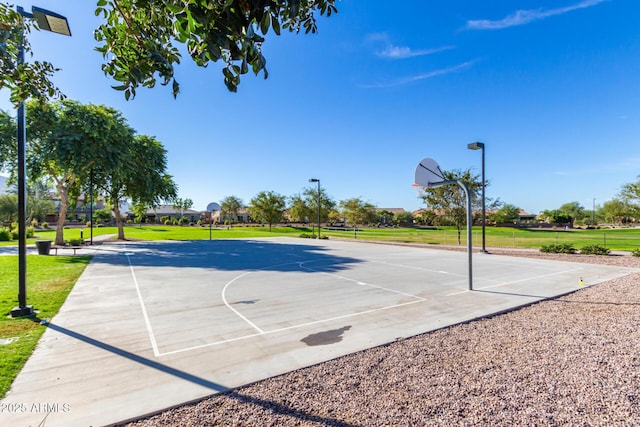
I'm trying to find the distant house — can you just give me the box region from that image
[200,206,255,224]
[143,204,201,223]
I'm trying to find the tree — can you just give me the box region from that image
[303,185,335,223]
[0,3,65,106]
[172,197,194,219]
[21,100,135,245]
[94,134,177,239]
[419,168,482,245]
[339,198,377,227]
[287,193,310,223]
[394,211,415,225]
[376,209,394,225]
[249,191,286,231]
[0,109,16,172]
[558,201,585,225]
[94,0,338,98]
[538,209,572,225]
[220,195,243,223]
[599,199,631,225]
[489,203,521,224]
[27,179,54,223]
[620,176,640,220]
[0,193,17,222]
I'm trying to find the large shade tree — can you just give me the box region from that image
[93,134,177,240]
[23,100,135,245]
[2,1,338,103]
[94,0,338,98]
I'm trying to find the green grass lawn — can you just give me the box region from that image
[322,226,640,251]
[0,255,91,398]
[2,224,639,251]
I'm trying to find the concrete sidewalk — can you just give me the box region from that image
[1,238,637,426]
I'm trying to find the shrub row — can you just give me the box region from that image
[540,243,611,255]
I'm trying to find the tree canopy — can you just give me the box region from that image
[220,195,243,223]
[489,203,521,224]
[419,168,482,245]
[249,190,286,231]
[0,3,66,106]
[339,198,376,227]
[94,0,338,98]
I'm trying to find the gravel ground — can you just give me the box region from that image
[125,249,640,426]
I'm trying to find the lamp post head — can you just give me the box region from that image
[309,178,319,183]
[467,142,485,150]
[32,6,71,36]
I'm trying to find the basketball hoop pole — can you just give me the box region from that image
[424,180,473,291]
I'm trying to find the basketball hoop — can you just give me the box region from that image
[412,183,427,198]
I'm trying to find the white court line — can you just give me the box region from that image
[221,272,265,334]
[368,260,464,278]
[157,259,426,357]
[157,299,424,357]
[299,260,427,301]
[446,266,585,296]
[126,252,162,357]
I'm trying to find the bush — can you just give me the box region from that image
[42,222,49,229]
[0,228,11,241]
[160,216,169,224]
[26,226,34,238]
[31,219,38,228]
[163,219,170,225]
[86,221,91,228]
[631,249,640,257]
[580,244,610,255]
[67,238,84,246]
[540,243,576,254]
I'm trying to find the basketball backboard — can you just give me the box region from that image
[414,158,445,187]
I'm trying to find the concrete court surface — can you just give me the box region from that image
[1,237,637,427]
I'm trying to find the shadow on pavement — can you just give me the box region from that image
[45,322,358,427]
[90,239,363,273]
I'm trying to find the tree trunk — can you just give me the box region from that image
[55,184,69,246]
[113,202,125,240]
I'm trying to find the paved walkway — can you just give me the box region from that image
[0,238,637,426]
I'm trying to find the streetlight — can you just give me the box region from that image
[308,178,321,239]
[11,5,71,318]
[467,141,487,254]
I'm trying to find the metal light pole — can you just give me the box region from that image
[592,198,596,226]
[309,178,321,239]
[467,141,487,253]
[11,5,71,318]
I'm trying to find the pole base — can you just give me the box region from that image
[10,305,34,318]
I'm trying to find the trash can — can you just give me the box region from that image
[36,240,51,255]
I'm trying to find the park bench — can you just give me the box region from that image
[51,245,83,256]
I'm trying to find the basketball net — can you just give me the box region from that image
[412,183,427,198]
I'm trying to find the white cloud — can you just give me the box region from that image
[377,45,454,59]
[361,61,477,89]
[366,32,454,59]
[465,0,609,30]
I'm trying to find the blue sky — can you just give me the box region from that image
[1,0,639,214]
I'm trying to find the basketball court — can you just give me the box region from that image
[2,237,637,426]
